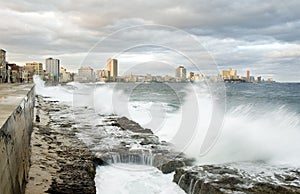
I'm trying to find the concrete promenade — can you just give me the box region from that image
[0,84,34,127]
[0,84,34,194]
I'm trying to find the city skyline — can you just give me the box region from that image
[0,44,294,83]
[0,1,299,82]
[74,61,272,83]
[0,47,274,83]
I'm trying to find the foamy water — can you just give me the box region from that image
[95,163,185,194]
[34,76,300,167]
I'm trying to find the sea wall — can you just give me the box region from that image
[0,84,35,194]
[25,96,96,194]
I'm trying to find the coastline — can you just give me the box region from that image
[25,94,194,193]
[25,96,96,194]
[25,94,300,194]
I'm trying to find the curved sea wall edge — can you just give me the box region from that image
[0,85,34,194]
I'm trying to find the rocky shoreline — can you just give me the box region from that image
[25,96,96,194]
[173,163,300,194]
[98,116,194,173]
[25,95,194,193]
[25,95,300,194]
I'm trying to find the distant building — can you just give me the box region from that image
[175,66,186,81]
[222,68,237,80]
[25,62,43,76]
[123,73,138,82]
[23,66,35,83]
[155,75,163,82]
[107,58,118,81]
[246,70,250,82]
[7,63,23,83]
[60,66,72,83]
[257,76,262,82]
[189,72,195,81]
[164,75,171,82]
[75,66,94,82]
[96,69,110,82]
[0,49,7,83]
[0,49,6,67]
[192,73,205,82]
[145,74,154,82]
[45,58,60,82]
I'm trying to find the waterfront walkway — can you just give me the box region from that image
[0,84,34,128]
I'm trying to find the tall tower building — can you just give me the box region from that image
[175,66,187,81]
[106,58,118,81]
[246,70,250,82]
[0,49,6,67]
[45,58,60,82]
[0,49,7,83]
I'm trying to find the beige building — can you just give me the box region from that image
[96,69,110,82]
[222,68,237,80]
[25,62,43,76]
[106,58,118,81]
[60,67,72,83]
[246,70,250,81]
[23,66,35,82]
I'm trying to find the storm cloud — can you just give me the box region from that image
[0,0,299,81]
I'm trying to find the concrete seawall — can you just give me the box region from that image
[0,84,35,194]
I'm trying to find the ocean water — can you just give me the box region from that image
[34,77,300,193]
[95,163,185,194]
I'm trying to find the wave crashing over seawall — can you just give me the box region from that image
[33,76,300,193]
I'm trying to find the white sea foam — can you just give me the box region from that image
[95,163,186,194]
[34,76,300,167]
[197,105,300,166]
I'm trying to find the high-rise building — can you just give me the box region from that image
[45,58,60,82]
[175,66,186,81]
[0,49,6,67]
[0,49,7,83]
[106,58,118,81]
[246,70,250,82]
[25,62,43,75]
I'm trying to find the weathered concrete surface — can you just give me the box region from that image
[25,96,96,194]
[0,84,35,194]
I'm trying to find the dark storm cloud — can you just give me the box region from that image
[2,0,300,40]
[0,0,299,81]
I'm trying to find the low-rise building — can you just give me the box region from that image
[60,67,72,83]
[25,62,43,76]
[74,66,95,82]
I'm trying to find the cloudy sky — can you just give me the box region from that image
[0,0,299,81]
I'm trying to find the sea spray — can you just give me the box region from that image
[95,164,186,194]
[196,104,300,166]
[34,76,300,166]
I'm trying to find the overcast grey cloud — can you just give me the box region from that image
[0,0,299,81]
